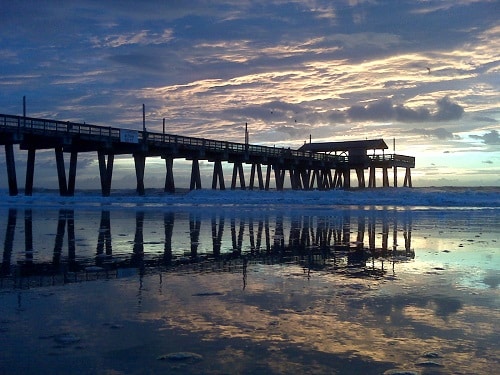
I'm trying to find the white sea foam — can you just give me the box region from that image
[1,187,499,210]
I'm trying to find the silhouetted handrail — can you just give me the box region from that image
[1,113,415,168]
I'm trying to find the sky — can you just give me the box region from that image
[1,0,499,189]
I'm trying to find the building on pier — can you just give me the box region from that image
[298,139,414,188]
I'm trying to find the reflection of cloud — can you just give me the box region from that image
[483,271,500,288]
[130,265,498,374]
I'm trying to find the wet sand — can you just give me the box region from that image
[0,207,498,374]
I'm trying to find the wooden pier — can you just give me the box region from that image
[1,113,415,196]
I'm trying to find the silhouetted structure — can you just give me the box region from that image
[1,113,415,196]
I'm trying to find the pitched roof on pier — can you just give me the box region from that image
[298,139,388,153]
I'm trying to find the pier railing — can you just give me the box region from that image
[1,113,347,165]
[367,153,415,167]
[1,113,121,139]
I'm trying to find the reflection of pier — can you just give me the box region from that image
[1,209,414,288]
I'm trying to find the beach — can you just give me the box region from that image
[0,187,498,374]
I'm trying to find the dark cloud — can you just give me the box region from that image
[469,130,500,145]
[406,127,458,140]
[274,125,311,138]
[433,96,464,121]
[345,96,463,123]
[108,53,168,73]
[483,130,500,145]
[223,100,306,123]
[473,116,498,123]
[347,99,395,121]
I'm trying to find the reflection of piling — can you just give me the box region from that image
[132,212,144,268]
[53,210,66,268]
[249,217,255,252]
[96,211,112,264]
[67,210,75,262]
[403,215,412,256]
[356,215,365,248]
[24,209,33,264]
[2,209,17,276]
[274,215,285,255]
[164,212,174,264]
[230,217,245,254]
[211,215,224,258]
[0,209,416,287]
[189,214,201,258]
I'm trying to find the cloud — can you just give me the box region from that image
[108,53,168,72]
[345,96,464,123]
[483,130,500,144]
[433,96,465,121]
[473,115,498,123]
[92,29,174,48]
[470,130,500,145]
[406,127,459,140]
[275,125,304,137]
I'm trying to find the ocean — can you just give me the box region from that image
[0,187,498,374]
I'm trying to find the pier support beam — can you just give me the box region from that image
[333,170,343,189]
[300,169,311,190]
[393,167,398,187]
[164,157,175,193]
[265,165,272,190]
[212,160,225,190]
[289,169,299,190]
[67,151,78,196]
[55,147,69,196]
[190,159,202,190]
[231,162,246,190]
[403,167,412,187]
[134,154,146,196]
[343,169,351,189]
[311,169,320,189]
[368,166,376,188]
[382,167,390,187]
[249,163,264,190]
[4,144,18,196]
[355,168,365,188]
[98,151,114,197]
[25,148,36,196]
[273,166,285,191]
